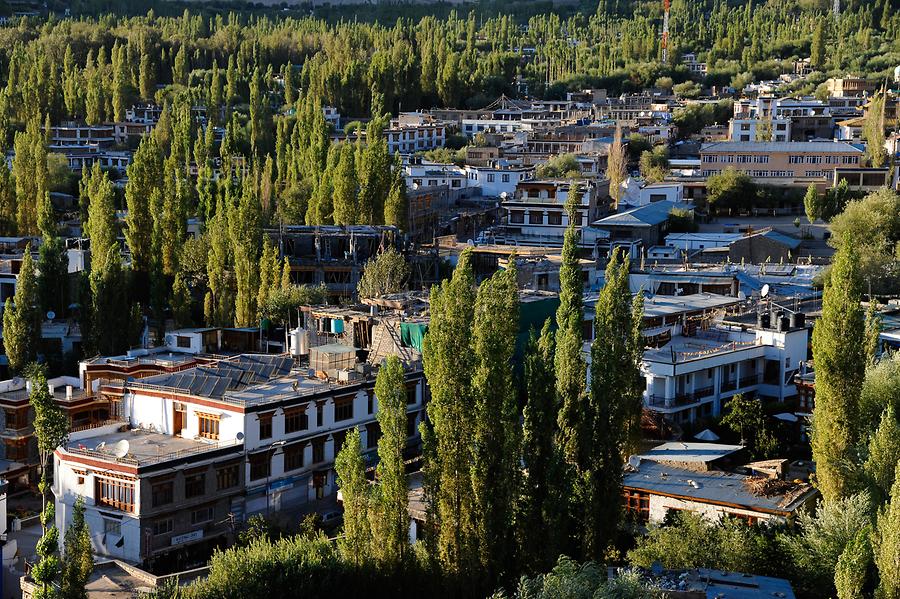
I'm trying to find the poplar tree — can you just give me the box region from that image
[811,246,866,502]
[60,498,93,599]
[139,43,155,100]
[85,164,118,276]
[384,154,407,231]
[29,363,68,599]
[471,262,520,579]
[173,45,188,86]
[13,116,48,235]
[835,526,870,599]
[875,461,900,599]
[205,194,234,327]
[3,247,38,373]
[0,94,16,235]
[518,320,564,572]
[584,249,644,558]
[422,249,477,577]
[607,127,627,209]
[230,178,262,327]
[335,427,371,566]
[332,143,359,225]
[556,188,588,475]
[125,135,163,274]
[863,409,900,504]
[357,91,391,224]
[865,301,882,363]
[373,355,409,566]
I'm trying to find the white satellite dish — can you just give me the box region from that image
[46,311,56,320]
[738,291,746,301]
[760,284,770,298]
[236,432,245,441]
[113,440,130,458]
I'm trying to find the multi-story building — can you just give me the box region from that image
[275,226,402,297]
[500,179,604,247]
[384,113,447,154]
[640,313,808,424]
[48,122,115,149]
[700,141,863,186]
[463,163,534,198]
[54,346,427,567]
[825,77,876,97]
[729,117,792,142]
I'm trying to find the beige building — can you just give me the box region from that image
[825,77,876,97]
[700,141,863,186]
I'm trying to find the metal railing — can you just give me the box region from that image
[64,437,243,466]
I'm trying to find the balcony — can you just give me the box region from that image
[648,386,716,409]
[739,374,762,388]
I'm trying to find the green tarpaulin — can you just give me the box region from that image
[400,322,429,352]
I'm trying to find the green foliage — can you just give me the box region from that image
[874,463,900,599]
[493,557,659,599]
[517,321,564,573]
[372,356,409,566]
[357,247,410,300]
[865,301,883,363]
[629,511,785,576]
[720,393,778,459]
[804,183,820,224]
[863,93,888,168]
[811,245,867,502]
[864,408,900,505]
[29,363,69,599]
[829,188,900,296]
[471,262,520,579]
[638,146,669,184]
[335,427,372,566]
[607,128,627,207]
[626,134,652,162]
[834,526,871,599]
[705,169,756,213]
[3,246,38,373]
[782,492,876,598]
[422,249,477,576]
[259,284,327,327]
[673,100,733,139]
[580,249,644,558]
[61,498,93,599]
[535,154,581,179]
[859,354,900,441]
[668,207,697,233]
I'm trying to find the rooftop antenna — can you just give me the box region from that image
[113,440,130,458]
[661,0,670,64]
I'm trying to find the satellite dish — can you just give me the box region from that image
[95,441,106,451]
[113,440,130,458]
[236,432,245,441]
[627,455,642,469]
[738,291,747,301]
[46,311,55,320]
[761,284,770,298]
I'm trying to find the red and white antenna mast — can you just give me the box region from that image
[662,0,671,63]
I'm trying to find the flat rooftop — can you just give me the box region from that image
[63,429,240,466]
[624,460,816,515]
[641,293,742,318]
[122,354,294,403]
[638,442,743,464]
[644,329,761,364]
